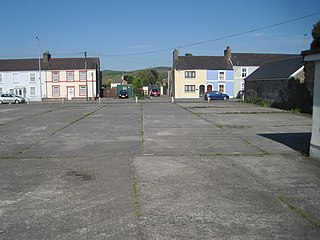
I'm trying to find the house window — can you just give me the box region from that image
[185,71,196,78]
[0,73,2,83]
[219,84,225,93]
[241,82,245,90]
[185,85,195,92]
[241,68,247,78]
[30,73,36,82]
[13,73,19,83]
[67,71,74,81]
[219,71,225,81]
[52,72,59,82]
[79,86,86,96]
[80,71,86,81]
[30,87,36,96]
[52,86,60,96]
[0,87,3,95]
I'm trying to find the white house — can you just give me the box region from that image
[0,59,43,101]
[0,52,101,101]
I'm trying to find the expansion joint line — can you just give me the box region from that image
[12,105,105,157]
[176,104,269,155]
[140,103,145,154]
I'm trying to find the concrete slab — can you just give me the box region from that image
[0,99,319,239]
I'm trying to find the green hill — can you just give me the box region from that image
[102,67,171,86]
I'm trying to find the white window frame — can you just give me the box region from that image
[0,87,3,95]
[80,71,86,81]
[52,72,59,82]
[185,71,196,78]
[184,85,195,92]
[0,73,3,83]
[241,68,247,78]
[52,86,60,97]
[30,86,36,96]
[218,71,225,81]
[30,72,36,82]
[79,86,86,96]
[67,71,74,81]
[13,73,19,83]
[218,83,226,93]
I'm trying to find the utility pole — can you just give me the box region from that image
[36,37,42,101]
[85,51,88,101]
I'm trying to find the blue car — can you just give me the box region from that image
[204,91,229,100]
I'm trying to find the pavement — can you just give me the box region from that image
[0,97,319,239]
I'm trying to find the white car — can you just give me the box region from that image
[0,93,26,104]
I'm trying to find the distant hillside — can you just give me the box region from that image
[102,67,170,79]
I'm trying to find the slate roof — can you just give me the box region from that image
[176,56,233,70]
[0,58,100,71]
[245,56,304,81]
[175,53,299,70]
[231,53,299,66]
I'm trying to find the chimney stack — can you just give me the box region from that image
[173,49,179,69]
[224,46,231,60]
[43,51,51,64]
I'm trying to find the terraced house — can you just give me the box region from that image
[170,47,298,99]
[0,52,101,101]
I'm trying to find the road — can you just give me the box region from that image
[0,98,319,239]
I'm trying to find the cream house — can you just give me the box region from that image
[42,52,101,100]
[169,47,298,99]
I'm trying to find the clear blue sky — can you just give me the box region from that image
[0,0,319,71]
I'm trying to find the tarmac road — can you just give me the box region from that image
[0,98,319,239]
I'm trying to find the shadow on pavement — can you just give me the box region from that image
[259,132,311,156]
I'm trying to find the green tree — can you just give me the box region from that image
[136,69,159,86]
[132,77,144,99]
[311,20,320,49]
[106,79,113,87]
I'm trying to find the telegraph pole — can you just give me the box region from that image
[85,51,88,101]
[36,37,42,101]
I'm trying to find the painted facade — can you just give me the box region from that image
[303,50,320,161]
[174,69,206,98]
[170,47,299,99]
[44,69,97,100]
[0,70,42,101]
[0,53,101,101]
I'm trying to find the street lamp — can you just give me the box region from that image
[36,37,42,101]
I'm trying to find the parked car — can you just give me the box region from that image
[150,89,160,97]
[0,93,26,104]
[204,91,229,100]
[119,90,129,98]
[236,90,245,99]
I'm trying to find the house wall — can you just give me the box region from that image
[233,66,258,96]
[0,71,42,101]
[173,69,236,98]
[44,69,97,99]
[206,70,234,97]
[245,77,312,113]
[310,60,320,160]
[174,69,206,98]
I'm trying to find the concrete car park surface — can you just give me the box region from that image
[0,98,319,239]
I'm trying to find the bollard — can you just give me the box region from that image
[207,97,210,103]
[171,96,174,103]
[28,99,30,104]
[62,98,64,104]
[99,97,101,104]
[135,96,138,103]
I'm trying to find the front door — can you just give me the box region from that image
[199,85,205,97]
[67,87,75,100]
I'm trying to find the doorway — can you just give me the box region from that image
[67,87,75,100]
[199,85,205,97]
